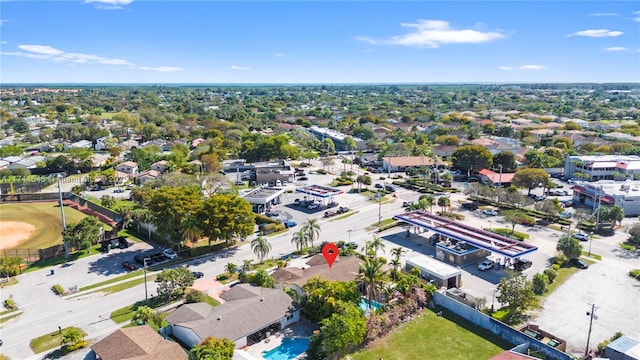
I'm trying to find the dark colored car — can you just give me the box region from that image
[374,183,384,189]
[514,259,533,271]
[122,261,138,271]
[133,254,151,266]
[336,206,349,214]
[192,271,204,278]
[570,258,589,269]
[461,203,478,210]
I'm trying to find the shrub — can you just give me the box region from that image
[316,169,327,174]
[629,269,640,280]
[552,264,560,271]
[437,212,465,220]
[52,284,65,296]
[532,273,549,295]
[216,273,229,281]
[597,332,624,355]
[620,243,636,251]
[554,254,568,266]
[62,341,88,354]
[185,290,208,303]
[544,268,557,283]
[4,298,16,310]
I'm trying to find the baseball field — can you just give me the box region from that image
[0,202,93,250]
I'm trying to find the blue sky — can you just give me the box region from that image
[1,1,639,83]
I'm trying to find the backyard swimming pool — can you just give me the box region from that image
[359,297,383,315]
[262,337,310,360]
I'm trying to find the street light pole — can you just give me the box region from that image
[490,288,497,313]
[143,258,148,303]
[588,232,593,256]
[585,303,597,356]
[348,229,353,243]
[378,195,382,227]
[58,175,68,258]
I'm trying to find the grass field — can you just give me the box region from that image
[0,202,90,250]
[347,309,511,360]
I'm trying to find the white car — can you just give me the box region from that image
[478,260,495,271]
[572,233,589,242]
[162,249,178,259]
[482,209,498,216]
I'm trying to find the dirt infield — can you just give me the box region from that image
[0,221,36,250]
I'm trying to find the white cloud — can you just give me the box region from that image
[230,65,250,70]
[520,65,544,70]
[85,0,133,10]
[604,47,628,51]
[568,29,624,37]
[2,44,181,72]
[275,53,292,58]
[589,13,619,17]
[139,66,183,72]
[0,41,6,44]
[634,11,640,22]
[355,19,505,48]
[498,66,512,71]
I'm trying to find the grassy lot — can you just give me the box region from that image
[25,245,103,272]
[97,274,157,295]
[0,312,21,325]
[582,251,602,260]
[546,266,580,294]
[29,326,86,354]
[347,309,511,360]
[0,277,18,287]
[0,202,89,249]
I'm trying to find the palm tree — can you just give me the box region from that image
[358,257,384,309]
[356,175,366,192]
[437,196,451,213]
[116,206,133,230]
[181,216,202,248]
[390,247,405,263]
[367,236,386,257]
[225,262,238,275]
[389,258,401,278]
[251,235,272,263]
[242,259,253,272]
[291,228,308,252]
[302,219,321,247]
[132,208,154,240]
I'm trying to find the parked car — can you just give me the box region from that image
[561,200,573,207]
[374,183,384,189]
[461,203,478,210]
[133,254,151,266]
[192,271,204,279]
[572,233,589,242]
[385,184,396,192]
[283,219,297,228]
[402,201,413,207]
[326,201,339,208]
[343,242,358,250]
[234,180,245,186]
[113,188,125,193]
[570,258,589,269]
[298,176,309,181]
[336,206,349,214]
[478,259,495,271]
[163,248,178,260]
[514,259,533,271]
[482,209,498,216]
[121,261,138,271]
[307,203,320,210]
[324,210,336,218]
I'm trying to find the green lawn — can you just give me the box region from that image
[347,309,511,360]
[29,327,86,354]
[79,269,144,291]
[0,202,90,249]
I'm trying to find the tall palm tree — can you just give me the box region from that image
[251,235,272,263]
[291,228,308,252]
[437,196,451,213]
[116,206,133,230]
[225,262,238,275]
[302,218,321,247]
[390,247,405,263]
[242,259,253,272]
[358,257,384,309]
[389,259,401,279]
[367,236,386,257]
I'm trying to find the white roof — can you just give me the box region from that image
[406,254,461,279]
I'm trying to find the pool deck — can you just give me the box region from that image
[243,319,318,359]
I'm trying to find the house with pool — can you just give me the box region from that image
[163,284,300,349]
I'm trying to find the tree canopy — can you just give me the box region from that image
[451,145,493,173]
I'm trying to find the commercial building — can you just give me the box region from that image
[242,186,286,213]
[405,253,462,289]
[564,155,640,181]
[307,125,366,151]
[254,159,294,186]
[572,180,640,216]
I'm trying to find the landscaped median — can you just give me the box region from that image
[29,326,87,358]
[62,270,159,299]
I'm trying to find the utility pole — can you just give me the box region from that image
[595,187,603,233]
[143,258,149,303]
[58,175,68,258]
[585,303,597,356]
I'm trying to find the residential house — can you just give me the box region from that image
[149,160,169,173]
[0,160,8,169]
[137,169,161,185]
[65,140,93,149]
[120,139,140,151]
[190,138,205,149]
[115,161,139,176]
[162,139,186,152]
[91,325,187,360]
[95,136,109,151]
[430,144,457,160]
[272,254,362,297]
[142,139,166,149]
[8,155,45,171]
[164,284,300,349]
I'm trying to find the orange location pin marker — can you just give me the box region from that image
[322,243,339,268]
